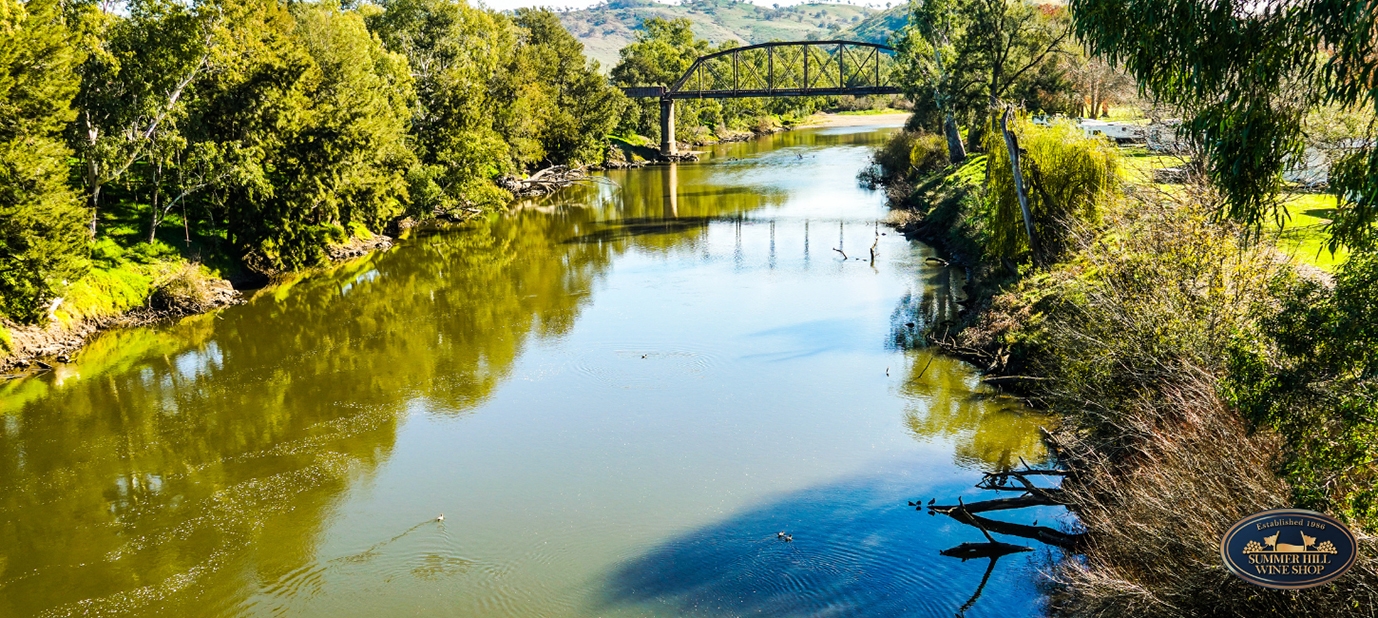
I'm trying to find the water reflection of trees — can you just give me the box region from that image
[899,350,1053,471]
[889,262,1053,471]
[0,155,789,615]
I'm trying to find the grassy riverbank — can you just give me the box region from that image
[873,124,1378,616]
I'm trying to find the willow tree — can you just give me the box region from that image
[1070,0,1378,249]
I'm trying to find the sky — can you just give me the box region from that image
[479,0,893,13]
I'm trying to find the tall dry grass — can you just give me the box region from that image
[961,192,1378,615]
[1048,373,1378,617]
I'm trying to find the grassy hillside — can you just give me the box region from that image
[558,0,904,69]
[842,4,907,45]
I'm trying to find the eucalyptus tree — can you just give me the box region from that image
[896,0,974,162]
[896,0,1071,158]
[71,0,216,236]
[1069,0,1378,249]
[0,0,89,321]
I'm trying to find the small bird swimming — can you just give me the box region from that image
[777,531,787,539]
[784,534,793,542]
[436,514,445,522]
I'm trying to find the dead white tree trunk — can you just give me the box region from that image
[1000,108,1039,261]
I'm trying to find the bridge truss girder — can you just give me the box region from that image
[620,40,902,156]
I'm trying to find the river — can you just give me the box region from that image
[0,122,1059,617]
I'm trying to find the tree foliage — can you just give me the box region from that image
[895,0,1072,155]
[1069,0,1378,249]
[0,0,89,320]
[0,0,632,321]
[1226,252,1378,527]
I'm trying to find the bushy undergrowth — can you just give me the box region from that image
[870,119,1378,612]
[873,130,949,181]
[981,200,1292,435]
[961,194,1378,615]
[1225,251,1378,527]
[1048,374,1378,617]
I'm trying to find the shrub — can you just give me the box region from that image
[979,199,1294,439]
[1224,248,1378,527]
[150,262,220,313]
[873,130,948,180]
[982,118,1122,262]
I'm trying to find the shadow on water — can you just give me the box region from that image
[562,216,714,244]
[598,471,1060,618]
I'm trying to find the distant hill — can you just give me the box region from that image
[841,4,908,45]
[558,0,908,70]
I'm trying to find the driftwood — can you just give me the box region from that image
[938,502,1034,618]
[497,165,594,198]
[917,465,1086,551]
[937,503,1084,550]
[940,501,1033,559]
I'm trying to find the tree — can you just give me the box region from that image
[896,0,973,162]
[1064,53,1133,119]
[494,9,626,170]
[610,18,709,141]
[895,0,1071,158]
[0,0,90,321]
[1069,0,1378,249]
[367,0,515,215]
[190,0,414,270]
[72,0,215,236]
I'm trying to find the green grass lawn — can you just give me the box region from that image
[1113,147,1347,272]
[1274,193,1348,272]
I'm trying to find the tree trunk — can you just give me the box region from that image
[148,161,163,244]
[1000,108,1039,261]
[930,40,966,165]
[82,111,101,237]
[943,113,967,164]
[966,113,985,154]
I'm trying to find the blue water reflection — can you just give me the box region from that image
[601,469,1063,618]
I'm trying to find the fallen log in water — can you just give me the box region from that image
[937,502,1085,550]
[917,465,1086,552]
[497,165,595,198]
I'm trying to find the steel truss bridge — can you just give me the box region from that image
[620,40,901,155]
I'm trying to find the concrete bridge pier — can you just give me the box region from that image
[659,97,676,157]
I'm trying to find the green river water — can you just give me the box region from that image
[0,122,1060,617]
